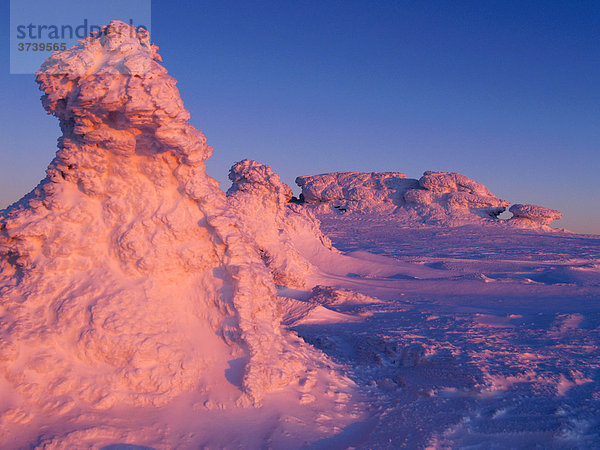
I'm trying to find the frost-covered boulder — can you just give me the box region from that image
[227,159,335,288]
[509,203,562,227]
[0,22,352,444]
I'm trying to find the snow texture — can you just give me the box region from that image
[509,203,562,227]
[0,21,358,446]
[227,159,335,288]
[0,19,589,449]
[297,170,562,228]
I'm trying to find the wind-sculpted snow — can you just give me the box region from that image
[509,203,562,227]
[417,170,494,196]
[296,170,562,228]
[0,22,359,446]
[297,170,510,225]
[227,159,335,288]
[296,171,412,206]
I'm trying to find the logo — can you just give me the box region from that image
[10,0,151,74]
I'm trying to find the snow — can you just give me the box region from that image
[1,20,599,448]
[226,159,334,288]
[0,21,361,446]
[297,170,512,225]
[510,203,563,227]
[296,170,564,229]
[298,217,600,447]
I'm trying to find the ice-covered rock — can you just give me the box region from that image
[403,172,510,221]
[509,203,562,227]
[228,158,293,205]
[0,21,353,444]
[296,171,416,210]
[418,171,494,196]
[227,159,335,288]
[296,170,509,225]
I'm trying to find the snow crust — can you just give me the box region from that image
[0,22,359,446]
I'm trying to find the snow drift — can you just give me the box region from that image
[296,170,561,227]
[0,21,357,445]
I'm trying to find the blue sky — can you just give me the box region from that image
[1,1,599,233]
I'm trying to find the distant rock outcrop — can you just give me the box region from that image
[509,203,562,227]
[296,170,510,226]
[404,171,510,220]
[296,171,412,207]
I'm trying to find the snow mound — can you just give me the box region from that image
[309,285,381,306]
[279,297,364,327]
[0,21,355,444]
[509,203,562,227]
[279,285,378,326]
[227,159,336,288]
[296,170,510,225]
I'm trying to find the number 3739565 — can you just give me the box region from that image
[17,42,67,52]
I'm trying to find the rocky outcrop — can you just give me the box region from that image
[417,171,494,195]
[227,159,335,288]
[0,22,351,444]
[509,203,562,227]
[296,170,510,225]
[403,171,510,220]
[296,171,415,208]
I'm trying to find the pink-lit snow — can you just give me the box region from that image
[0,21,599,448]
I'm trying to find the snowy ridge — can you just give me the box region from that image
[296,170,561,228]
[0,22,360,445]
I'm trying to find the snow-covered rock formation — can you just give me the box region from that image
[509,203,562,227]
[0,21,355,445]
[227,159,335,288]
[296,171,412,207]
[403,170,510,222]
[297,170,510,225]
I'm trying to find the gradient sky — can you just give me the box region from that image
[1,1,599,233]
